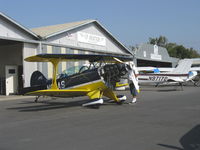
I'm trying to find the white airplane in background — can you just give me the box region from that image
[137,66,200,73]
[137,59,200,88]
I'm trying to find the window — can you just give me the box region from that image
[8,69,16,74]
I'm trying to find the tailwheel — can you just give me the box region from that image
[34,96,40,103]
[82,98,103,108]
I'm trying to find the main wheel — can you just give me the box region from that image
[116,95,127,105]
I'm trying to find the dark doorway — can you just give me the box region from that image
[0,39,23,95]
[137,59,172,67]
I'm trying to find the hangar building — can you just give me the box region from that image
[0,12,132,95]
[135,43,179,67]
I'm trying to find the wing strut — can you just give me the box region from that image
[50,59,60,89]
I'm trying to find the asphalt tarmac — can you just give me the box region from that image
[0,86,199,150]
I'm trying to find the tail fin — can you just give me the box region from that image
[170,59,193,74]
[22,71,49,94]
[30,71,49,87]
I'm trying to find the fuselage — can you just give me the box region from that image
[138,73,188,83]
[138,71,197,84]
[57,63,128,90]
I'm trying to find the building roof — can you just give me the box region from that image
[31,20,94,38]
[0,12,132,55]
[31,20,133,55]
[0,12,39,39]
[135,43,172,62]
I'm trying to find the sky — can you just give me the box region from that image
[0,0,200,51]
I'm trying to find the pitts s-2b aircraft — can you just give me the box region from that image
[23,53,137,107]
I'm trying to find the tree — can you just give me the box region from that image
[149,35,168,47]
[166,44,200,58]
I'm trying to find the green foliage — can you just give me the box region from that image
[149,36,168,47]
[148,36,200,58]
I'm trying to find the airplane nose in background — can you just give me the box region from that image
[188,71,197,79]
[188,71,193,77]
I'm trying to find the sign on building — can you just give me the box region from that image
[77,32,106,46]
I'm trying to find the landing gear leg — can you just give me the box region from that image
[35,96,40,103]
[179,83,183,91]
[193,79,200,87]
[116,95,127,105]
[195,80,200,87]
[155,83,160,87]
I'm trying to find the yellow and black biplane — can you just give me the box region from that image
[23,53,133,107]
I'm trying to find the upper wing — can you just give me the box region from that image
[25,88,90,97]
[25,53,133,63]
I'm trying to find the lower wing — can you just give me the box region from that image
[25,89,90,97]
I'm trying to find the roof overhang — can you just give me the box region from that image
[0,12,39,39]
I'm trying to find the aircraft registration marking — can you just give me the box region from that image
[149,76,168,81]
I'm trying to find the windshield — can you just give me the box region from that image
[60,65,89,77]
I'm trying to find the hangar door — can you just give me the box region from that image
[5,65,18,95]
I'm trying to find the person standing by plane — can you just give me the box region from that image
[126,62,140,104]
[113,58,140,104]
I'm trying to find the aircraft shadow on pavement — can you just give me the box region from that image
[156,89,182,92]
[141,86,183,92]
[7,98,122,112]
[7,98,92,112]
[157,124,200,150]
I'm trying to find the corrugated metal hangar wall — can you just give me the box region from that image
[0,12,132,95]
